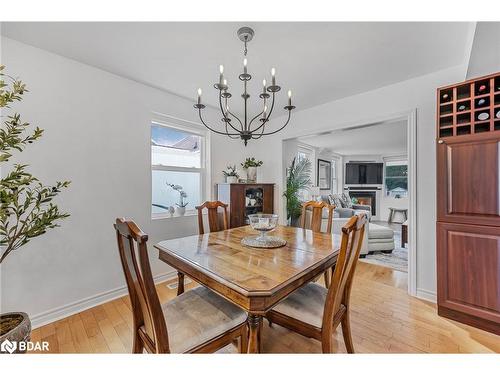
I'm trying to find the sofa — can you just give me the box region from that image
[302,195,370,257]
[324,194,371,220]
[302,194,395,257]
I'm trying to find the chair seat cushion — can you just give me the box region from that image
[162,286,247,353]
[271,283,328,328]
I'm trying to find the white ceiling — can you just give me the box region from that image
[1,22,473,113]
[298,120,407,155]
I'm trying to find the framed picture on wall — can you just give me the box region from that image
[317,159,331,190]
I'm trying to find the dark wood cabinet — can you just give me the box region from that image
[436,72,500,335]
[436,135,500,227]
[216,183,275,228]
[437,222,500,334]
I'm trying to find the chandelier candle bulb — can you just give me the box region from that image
[262,79,267,94]
[288,90,292,106]
[197,88,202,104]
[219,65,224,86]
[271,68,276,86]
[244,58,248,74]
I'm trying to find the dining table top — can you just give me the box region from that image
[155,225,341,298]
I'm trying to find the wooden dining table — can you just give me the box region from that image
[155,225,341,353]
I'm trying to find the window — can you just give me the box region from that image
[331,158,338,194]
[296,145,314,200]
[385,160,408,198]
[151,121,207,217]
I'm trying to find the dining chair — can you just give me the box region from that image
[196,200,229,235]
[114,218,248,353]
[174,200,229,296]
[300,200,335,287]
[266,213,367,353]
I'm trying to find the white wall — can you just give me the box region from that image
[0,37,277,326]
[466,22,500,79]
[264,64,467,300]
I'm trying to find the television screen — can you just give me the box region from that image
[345,163,383,184]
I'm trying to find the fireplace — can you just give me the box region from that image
[349,190,377,216]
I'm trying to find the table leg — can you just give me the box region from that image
[177,272,185,296]
[247,313,262,353]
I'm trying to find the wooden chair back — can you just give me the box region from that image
[195,201,229,235]
[300,200,335,233]
[322,213,367,329]
[114,218,169,353]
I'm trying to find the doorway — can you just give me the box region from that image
[281,110,417,296]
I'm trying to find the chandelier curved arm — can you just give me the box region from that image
[218,92,243,133]
[256,110,292,136]
[198,109,240,136]
[251,122,266,139]
[226,109,244,131]
[247,110,265,129]
[225,122,241,139]
[249,92,275,134]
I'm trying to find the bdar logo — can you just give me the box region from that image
[1,339,17,354]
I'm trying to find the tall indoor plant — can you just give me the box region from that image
[283,157,312,226]
[0,65,70,352]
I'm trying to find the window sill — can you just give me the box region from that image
[152,210,199,221]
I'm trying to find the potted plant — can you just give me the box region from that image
[0,65,70,352]
[166,183,188,216]
[283,157,312,226]
[222,165,239,183]
[241,157,263,183]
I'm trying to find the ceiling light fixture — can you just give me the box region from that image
[194,26,295,146]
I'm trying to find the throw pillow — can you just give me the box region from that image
[342,193,353,208]
[330,194,344,208]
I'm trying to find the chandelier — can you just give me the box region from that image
[194,26,295,146]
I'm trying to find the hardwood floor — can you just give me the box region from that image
[28,262,500,354]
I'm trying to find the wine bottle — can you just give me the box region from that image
[458,104,466,111]
[496,110,500,119]
[477,98,486,106]
[442,93,449,101]
[478,84,487,93]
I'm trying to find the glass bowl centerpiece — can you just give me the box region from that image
[243,214,286,248]
[248,213,278,240]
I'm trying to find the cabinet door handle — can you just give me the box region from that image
[438,139,444,144]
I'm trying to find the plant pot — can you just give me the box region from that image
[226,176,238,184]
[290,216,301,228]
[0,312,31,354]
[175,206,186,216]
[246,166,257,183]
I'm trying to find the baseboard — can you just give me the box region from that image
[30,270,177,329]
[416,288,437,303]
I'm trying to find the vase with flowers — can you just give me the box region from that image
[166,183,188,216]
[241,157,263,183]
[222,165,239,183]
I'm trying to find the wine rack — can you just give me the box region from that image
[437,72,500,138]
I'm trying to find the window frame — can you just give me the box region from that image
[384,158,408,198]
[331,157,339,194]
[151,117,210,219]
[296,144,315,200]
